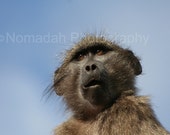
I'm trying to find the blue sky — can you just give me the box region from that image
[0,0,170,135]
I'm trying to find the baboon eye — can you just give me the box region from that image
[96,49,105,56]
[77,54,85,61]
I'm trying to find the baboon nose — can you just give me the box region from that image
[85,64,97,72]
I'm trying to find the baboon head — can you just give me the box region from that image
[53,36,142,120]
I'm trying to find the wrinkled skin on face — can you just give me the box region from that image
[53,36,142,120]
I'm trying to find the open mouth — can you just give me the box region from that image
[84,78,101,88]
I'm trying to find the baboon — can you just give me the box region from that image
[53,35,170,135]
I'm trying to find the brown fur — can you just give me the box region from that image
[53,35,169,135]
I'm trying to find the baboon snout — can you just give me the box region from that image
[83,60,104,75]
[84,62,98,74]
[81,61,105,88]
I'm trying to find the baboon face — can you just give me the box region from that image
[53,36,142,119]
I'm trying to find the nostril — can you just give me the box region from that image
[85,63,97,72]
[85,65,90,71]
[92,64,97,70]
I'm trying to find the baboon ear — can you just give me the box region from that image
[53,68,64,96]
[125,50,142,75]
